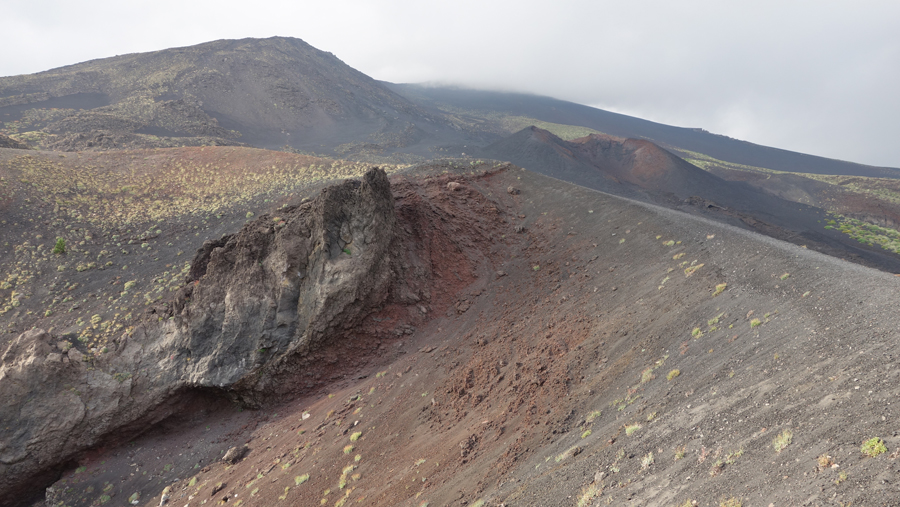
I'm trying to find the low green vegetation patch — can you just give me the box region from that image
[684,263,704,277]
[712,282,727,297]
[805,174,900,206]
[576,483,602,507]
[828,213,900,254]
[441,108,609,141]
[679,149,777,176]
[861,437,887,457]
[501,116,608,140]
[710,448,743,476]
[555,445,582,463]
[772,429,793,453]
[1,152,405,229]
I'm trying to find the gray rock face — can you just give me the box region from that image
[0,329,130,506]
[222,444,250,464]
[0,168,403,505]
[167,166,399,402]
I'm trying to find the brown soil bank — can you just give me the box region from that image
[9,166,900,506]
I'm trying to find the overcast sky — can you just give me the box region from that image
[3,1,899,167]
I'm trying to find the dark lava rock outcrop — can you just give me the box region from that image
[0,168,431,504]
[166,167,400,402]
[0,134,27,149]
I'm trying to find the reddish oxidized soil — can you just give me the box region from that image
[31,165,900,507]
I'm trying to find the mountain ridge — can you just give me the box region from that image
[5,37,900,272]
[479,126,900,273]
[387,83,900,177]
[3,36,897,178]
[0,37,466,154]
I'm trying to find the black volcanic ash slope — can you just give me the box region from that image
[480,127,900,273]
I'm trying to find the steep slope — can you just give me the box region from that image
[19,165,900,507]
[474,126,638,197]
[0,38,472,155]
[0,161,512,505]
[389,83,900,178]
[0,134,27,150]
[480,127,900,273]
[475,127,730,201]
[481,127,786,204]
[576,135,714,194]
[4,37,898,178]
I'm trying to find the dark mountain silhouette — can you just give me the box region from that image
[3,36,897,179]
[388,83,900,178]
[480,127,900,272]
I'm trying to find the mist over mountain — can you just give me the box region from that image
[5,36,900,273]
[388,83,900,178]
[3,36,898,177]
[2,37,900,507]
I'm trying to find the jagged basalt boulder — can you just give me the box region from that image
[0,168,402,505]
[168,166,399,401]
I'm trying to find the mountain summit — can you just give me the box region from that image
[0,37,448,153]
